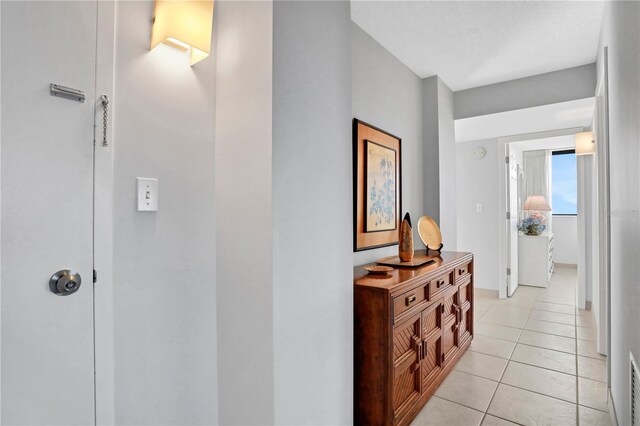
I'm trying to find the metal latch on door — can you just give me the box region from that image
[49,270,82,296]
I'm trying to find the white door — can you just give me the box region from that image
[506,152,519,297]
[1,2,98,424]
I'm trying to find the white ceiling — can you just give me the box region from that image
[351,1,604,91]
[455,97,594,142]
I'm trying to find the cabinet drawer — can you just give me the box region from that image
[429,273,452,299]
[455,262,471,281]
[393,285,428,319]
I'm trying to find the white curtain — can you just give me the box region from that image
[523,150,552,233]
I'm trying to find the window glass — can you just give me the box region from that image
[551,151,577,215]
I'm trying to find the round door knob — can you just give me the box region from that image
[49,270,82,296]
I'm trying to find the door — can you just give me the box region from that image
[506,152,519,296]
[458,280,473,344]
[421,300,442,391]
[1,2,98,424]
[392,314,421,422]
[595,46,610,360]
[442,287,460,365]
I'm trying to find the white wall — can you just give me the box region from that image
[552,216,578,265]
[214,1,273,424]
[454,63,596,119]
[112,2,217,424]
[456,139,500,290]
[456,98,594,143]
[272,2,353,424]
[597,2,640,424]
[351,22,424,265]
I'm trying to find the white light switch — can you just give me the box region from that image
[137,178,158,211]
[476,203,483,213]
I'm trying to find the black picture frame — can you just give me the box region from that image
[353,118,402,252]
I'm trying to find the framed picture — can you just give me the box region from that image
[353,118,402,251]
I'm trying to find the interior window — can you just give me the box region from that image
[551,150,577,215]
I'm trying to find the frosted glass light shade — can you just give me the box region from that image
[575,131,595,155]
[524,195,551,211]
[150,0,214,66]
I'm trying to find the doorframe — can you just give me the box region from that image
[594,46,611,369]
[497,127,585,299]
[505,150,520,297]
[93,1,116,424]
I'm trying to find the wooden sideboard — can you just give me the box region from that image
[354,251,474,426]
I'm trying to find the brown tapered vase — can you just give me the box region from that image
[399,212,414,262]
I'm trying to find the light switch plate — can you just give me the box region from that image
[137,178,158,211]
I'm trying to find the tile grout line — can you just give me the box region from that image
[429,394,485,417]
[506,358,576,378]
[578,403,611,415]
[481,317,519,425]
[515,340,576,356]
[472,332,522,344]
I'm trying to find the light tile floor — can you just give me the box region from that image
[411,266,610,426]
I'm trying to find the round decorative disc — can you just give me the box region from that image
[417,215,443,250]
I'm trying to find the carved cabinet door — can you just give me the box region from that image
[458,280,473,344]
[442,287,460,366]
[421,299,443,391]
[392,313,422,422]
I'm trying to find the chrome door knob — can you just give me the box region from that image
[49,270,81,296]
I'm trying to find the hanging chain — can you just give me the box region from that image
[101,94,109,147]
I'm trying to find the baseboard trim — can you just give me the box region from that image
[555,262,577,269]
[475,288,499,298]
[608,388,618,426]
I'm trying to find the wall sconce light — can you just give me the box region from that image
[150,0,214,66]
[575,131,595,155]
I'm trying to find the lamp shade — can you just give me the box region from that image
[150,0,214,66]
[575,131,595,155]
[523,195,551,211]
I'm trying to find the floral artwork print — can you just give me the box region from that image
[365,140,397,232]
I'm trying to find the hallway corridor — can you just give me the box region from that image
[411,266,610,426]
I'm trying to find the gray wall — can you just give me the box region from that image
[598,2,640,424]
[423,76,456,248]
[454,64,597,119]
[422,77,441,224]
[437,78,457,249]
[214,1,274,424]
[273,2,353,424]
[351,22,425,265]
[112,2,217,424]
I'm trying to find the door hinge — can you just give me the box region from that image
[93,269,97,283]
[506,212,511,219]
[505,156,509,164]
[507,268,511,276]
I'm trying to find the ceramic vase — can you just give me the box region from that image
[399,212,414,262]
